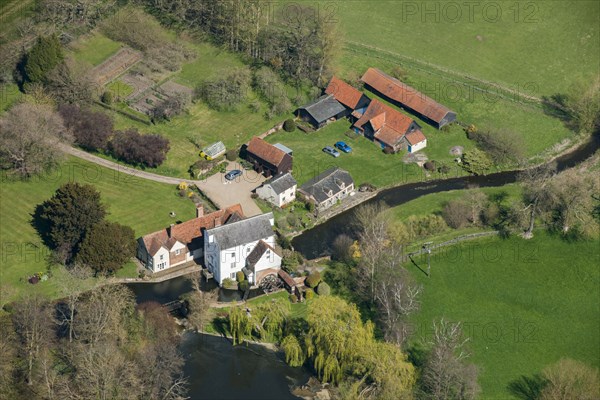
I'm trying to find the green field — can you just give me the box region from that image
[264,119,477,187]
[334,0,600,96]
[70,32,122,66]
[0,157,197,304]
[406,233,600,398]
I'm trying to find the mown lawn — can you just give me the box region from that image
[334,0,599,96]
[406,233,600,399]
[264,119,476,188]
[70,32,123,66]
[0,157,197,304]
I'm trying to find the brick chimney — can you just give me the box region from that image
[168,223,174,238]
[196,204,204,218]
[214,218,222,227]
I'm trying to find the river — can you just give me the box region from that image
[291,134,600,258]
[127,133,599,399]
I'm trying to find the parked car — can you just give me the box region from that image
[225,169,242,181]
[334,141,352,153]
[322,146,340,157]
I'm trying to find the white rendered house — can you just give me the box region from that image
[203,212,282,285]
[255,172,297,207]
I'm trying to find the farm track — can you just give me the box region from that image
[345,40,543,105]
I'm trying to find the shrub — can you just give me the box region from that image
[151,93,191,123]
[101,91,113,104]
[461,149,493,175]
[283,119,296,132]
[278,234,292,250]
[442,200,471,229]
[471,128,525,164]
[305,271,321,288]
[438,164,451,175]
[424,161,436,171]
[226,148,238,161]
[286,213,300,228]
[306,201,315,213]
[196,68,251,111]
[249,100,261,113]
[390,66,408,81]
[465,124,478,139]
[316,281,330,296]
[108,129,170,168]
[59,104,113,151]
[250,192,259,199]
[304,288,315,300]
[222,278,237,289]
[239,281,250,292]
[236,271,246,282]
[289,294,298,303]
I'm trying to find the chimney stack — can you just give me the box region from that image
[168,223,174,238]
[196,204,204,218]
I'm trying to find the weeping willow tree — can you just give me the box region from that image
[281,335,305,367]
[229,307,252,345]
[228,298,290,344]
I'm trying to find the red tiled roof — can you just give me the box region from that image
[247,137,287,167]
[325,76,364,109]
[142,204,244,256]
[375,126,404,147]
[405,129,427,145]
[361,68,452,124]
[354,99,414,135]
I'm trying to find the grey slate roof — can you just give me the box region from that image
[206,212,274,250]
[264,172,297,195]
[299,94,346,123]
[300,167,354,203]
[274,143,293,155]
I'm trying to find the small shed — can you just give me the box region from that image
[200,141,226,160]
[295,94,347,129]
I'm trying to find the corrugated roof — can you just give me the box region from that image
[141,204,244,256]
[298,94,346,123]
[300,167,354,203]
[361,68,454,124]
[206,212,275,250]
[325,76,364,109]
[247,137,288,167]
[274,143,293,155]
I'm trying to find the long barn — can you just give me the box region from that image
[361,68,457,129]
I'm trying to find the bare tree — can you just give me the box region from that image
[518,162,557,239]
[137,340,188,400]
[354,202,391,302]
[185,289,218,332]
[540,358,599,400]
[0,316,18,398]
[76,284,134,345]
[0,103,70,178]
[56,265,97,342]
[419,319,480,400]
[12,294,54,386]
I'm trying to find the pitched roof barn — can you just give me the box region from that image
[361,68,456,128]
[325,76,370,110]
[296,94,347,128]
[245,137,293,176]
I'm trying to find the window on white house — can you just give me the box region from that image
[231,252,235,259]
[175,249,180,255]
[230,272,236,279]
[160,254,164,260]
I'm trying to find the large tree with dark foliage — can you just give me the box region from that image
[23,34,63,84]
[108,129,170,168]
[77,221,136,275]
[59,104,114,151]
[35,182,106,261]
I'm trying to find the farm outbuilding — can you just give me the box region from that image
[243,137,293,177]
[295,94,347,129]
[361,68,457,129]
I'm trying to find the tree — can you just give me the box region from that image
[108,128,170,168]
[59,104,114,151]
[419,319,480,400]
[464,189,488,226]
[23,34,63,84]
[11,294,53,386]
[0,103,70,178]
[316,282,331,296]
[56,265,96,342]
[539,358,599,400]
[332,234,354,263]
[461,148,493,175]
[518,162,557,239]
[281,334,305,367]
[442,200,471,229]
[545,168,599,236]
[471,128,525,164]
[197,68,251,111]
[77,221,136,275]
[305,271,322,288]
[151,92,191,122]
[283,118,296,132]
[184,289,218,332]
[35,182,106,261]
[0,315,18,398]
[354,202,391,302]
[45,60,94,104]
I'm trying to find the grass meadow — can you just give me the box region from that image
[70,32,122,66]
[0,157,197,305]
[406,233,600,398]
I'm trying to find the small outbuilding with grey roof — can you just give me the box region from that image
[295,94,348,129]
[256,172,297,207]
[299,167,355,212]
